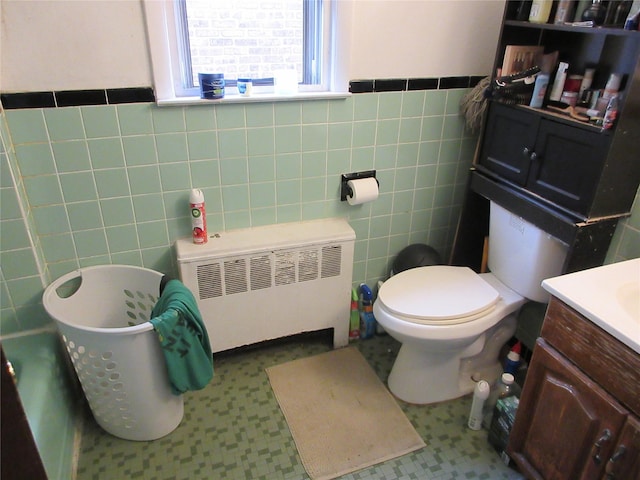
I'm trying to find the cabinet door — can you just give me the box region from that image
[479,102,538,186]
[507,339,628,480]
[603,416,640,480]
[527,119,609,215]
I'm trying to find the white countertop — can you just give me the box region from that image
[542,258,640,354]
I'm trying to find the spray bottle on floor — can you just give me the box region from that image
[359,283,376,339]
[349,288,360,342]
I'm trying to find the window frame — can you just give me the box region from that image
[143,0,350,105]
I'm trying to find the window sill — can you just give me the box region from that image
[156,91,351,107]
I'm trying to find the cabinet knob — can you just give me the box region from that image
[530,151,538,161]
[592,429,612,465]
[522,146,532,157]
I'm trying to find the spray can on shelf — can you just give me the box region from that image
[189,188,208,244]
[359,283,376,339]
[468,380,490,430]
[349,288,360,342]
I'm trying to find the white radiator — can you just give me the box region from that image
[175,218,355,353]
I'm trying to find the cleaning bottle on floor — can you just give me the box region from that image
[359,283,376,339]
[468,380,490,430]
[349,288,360,342]
[503,342,521,376]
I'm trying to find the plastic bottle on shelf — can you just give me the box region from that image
[529,0,553,23]
[603,95,619,130]
[504,342,522,376]
[468,380,490,430]
[554,0,575,23]
[483,373,521,429]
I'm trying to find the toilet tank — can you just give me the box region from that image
[488,202,568,303]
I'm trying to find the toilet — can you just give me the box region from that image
[373,201,569,404]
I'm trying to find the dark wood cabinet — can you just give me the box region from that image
[507,297,640,480]
[452,4,640,274]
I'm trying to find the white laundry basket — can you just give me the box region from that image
[43,265,184,441]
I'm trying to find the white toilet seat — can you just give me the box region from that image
[377,266,500,325]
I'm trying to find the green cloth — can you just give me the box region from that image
[150,279,213,395]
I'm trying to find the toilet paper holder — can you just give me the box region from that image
[340,170,377,201]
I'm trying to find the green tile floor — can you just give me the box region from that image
[76,333,524,479]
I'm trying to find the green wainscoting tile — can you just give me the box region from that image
[137,221,169,249]
[185,106,216,131]
[418,141,440,166]
[247,127,275,156]
[439,139,461,164]
[5,110,48,144]
[249,182,276,208]
[105,225,139,253]
[117,104,154,136]
[78,255,110,268]
[301,177,325,202]
[246,103,274,127]
[351,146,375,172]
[327,123,352,150]
[275,204,301,223]
[122,135,158,166]
[52,141,91,173]
[40,233,76,263]
[88,138,125,169]
[250,207,277,227]
[397,143,420,168]
[93,169,130,198]
[370,191,393,216]
[111,250,143,267]
[375,119,400,146]
[216,104,246,129]
[247,155,275,183]
[187,131,218,160]
[156,133,189,163]
[302,124,327,152]
[275,179,300,205]
[127,166,161,195]
[445,89,468,115]
[399,117,422,143]
[353,93,378,121]
[100,198,135,226]
[413,186,436,210]
[392,190,414,213]
[328,96,353,122]
[1,248,39,280]
[132,194,166,222]
[5,276,43,306]
[224,209,251,230]
[436,162,459,187]
[0,219,30,251]
[424,90,447,116]
[374,145,398,170]
[302,100,328,124]
[81,106,120,138]
[274,125,301,154]
[1,186,23,220]
[163,190,189,222]
[66,201,103,230]
[351,121,376,148]
[1,155,12,188]
[394,167,418,191]
[14,143,56,176]
[378,92,402,119]
[275,153,301,180]
[190,160,220,187]
[219,157,249,185]
[32,205,70,235]
[23,175,64,206]
[368,236,390,259]
[221,184,250,211]
[442,115,465,140]
[274,101,301,125]
[159,163,191,191]
[73,230,108,258]
[301,151,326,177]
[421,116,444,142]
[218,130,247,159]
[326,148,349,176]
[402,90,426,118]
[301,201,326,220]
[391,211,412,235]
[152,106,186,133]
[44,108,84,141]
[60,172,98,202]
[370,214,392,238]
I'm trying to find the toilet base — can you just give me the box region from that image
[387,315,518,405]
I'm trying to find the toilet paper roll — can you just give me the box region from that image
[347,177,379,205]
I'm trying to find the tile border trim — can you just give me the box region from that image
[0,76,486,109]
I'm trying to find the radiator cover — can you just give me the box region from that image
[175,218,355,353]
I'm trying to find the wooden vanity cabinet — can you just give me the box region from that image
[507,297,640,480]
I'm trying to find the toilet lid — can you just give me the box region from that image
[378,266,500,325]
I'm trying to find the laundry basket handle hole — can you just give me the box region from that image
[54,275,83,299]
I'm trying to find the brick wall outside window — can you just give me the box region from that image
[186,0,304,82]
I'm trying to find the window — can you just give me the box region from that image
[144,0,348,103]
